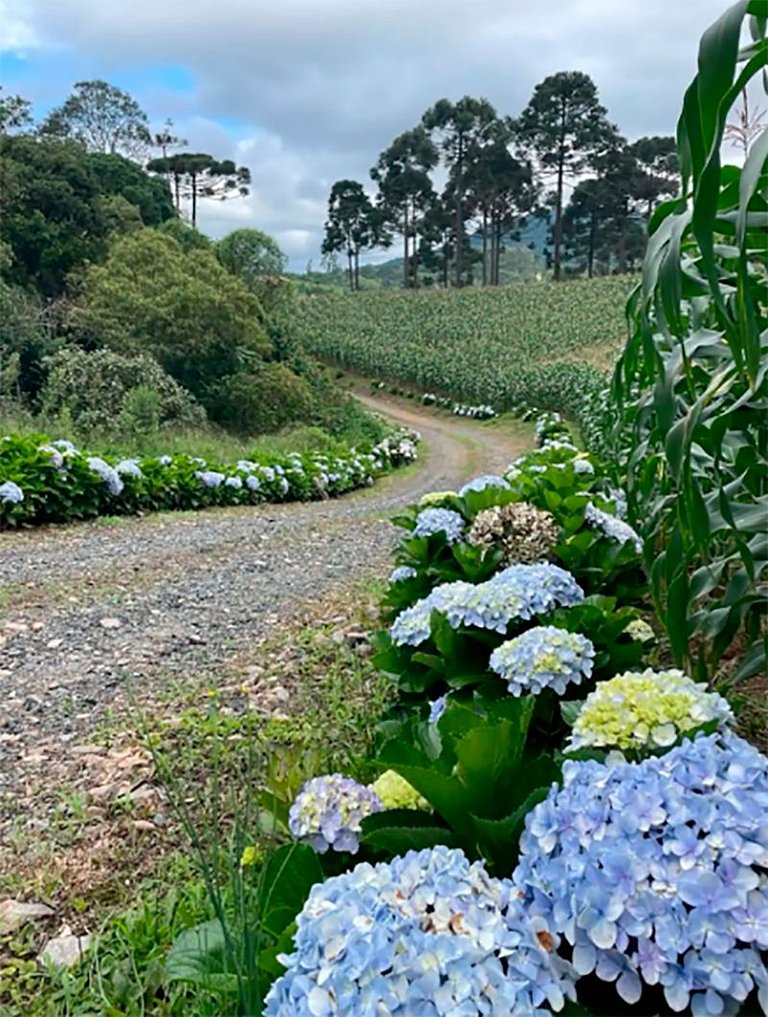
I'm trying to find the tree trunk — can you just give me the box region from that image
[173,170,181,211]
[347,249,354,292]
[191,169,198,226]
[588,212,596,278]
[553,99,567,281]
[403,204,410,289]
[482,208,488,286]
[455,136,464,287]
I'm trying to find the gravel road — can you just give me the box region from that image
[0,397,528,791]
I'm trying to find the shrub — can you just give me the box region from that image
[212,364,315,436]
[40,347,205,437]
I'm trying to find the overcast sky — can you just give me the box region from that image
[1,0,732,269]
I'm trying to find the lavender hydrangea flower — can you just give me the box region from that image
[265,845,576,1017]
[490,626,595,696]
[514,732,768,1016]
[413,507,466,544]
[156,455,173,466]
[86,457,124,496]
[390,565,417,583]
[0,480,24,504]
[572,457,595,475]
[429,695,448,725]
[246,474,260,491]
[289,774,383,854]
[116,458,143,478]
[458,474,511,496]
[52,439,76,451]
[39,444,65,469]
[224,475,242,490]
[390,564,584,647]
[584,502,642,554]
[194,470,225,489]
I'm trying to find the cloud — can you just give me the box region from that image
[2,0,734,267]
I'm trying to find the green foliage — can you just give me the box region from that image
[369,695,559,873]
[0,136,174,295]
[289,276,629,451]
[0,278,58,403]
[216,228,287,283]
[614,0,768,683]
[211,364,314,436]
[68,229,270,410]
[156,217,214,252]
[40,347,205,438]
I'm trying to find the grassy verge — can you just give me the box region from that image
[0,579,391,1016]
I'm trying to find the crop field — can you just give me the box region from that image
[290,275,632,417]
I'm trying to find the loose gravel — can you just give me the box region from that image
[0,397,529,804]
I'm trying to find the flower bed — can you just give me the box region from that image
[0,429,419,528]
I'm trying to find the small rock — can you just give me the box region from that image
[39,927,91,968]
[188,633,205,645]
[46,638,64,650]
[99,617,121,630]
[132,819,156,833]
[0,900,55,935]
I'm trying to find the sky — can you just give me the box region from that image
[0,0,734,270]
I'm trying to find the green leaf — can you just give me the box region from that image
[166,920,238,988]
[257,843,324,939]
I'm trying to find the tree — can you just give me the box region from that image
[216,228,287,284]
[516,71,619,280]
[68,229,270,407]
[371,129,438,288]
[464,122,534,285]
[146,152,250,226]
[321,180,378,291]
[0,88,32,133]
[422,97,497,286]
[628,136,679,219]
[0,137,174,295]
[40,80,151,160]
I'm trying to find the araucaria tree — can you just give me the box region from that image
[146,152,250,226]
[40,80,152,160]
[422,97,497,287]
[371,128,438,288]
[516,71,618,280]
[321,180,377,291]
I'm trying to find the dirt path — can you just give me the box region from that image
[0,396,529,841]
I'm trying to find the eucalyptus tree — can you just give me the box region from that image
[40,80,152,160]
[321,179,378,291]
[421,96,497,286]
[515,71,619,280]
[371,128,438,288]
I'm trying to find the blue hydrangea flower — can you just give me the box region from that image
[116,458,143,478]
[413,507,466,544]
[39,444,65,469]
[584,502,642,554]
[289,774,383,854]
[86,457,124,496]
[390,565,418,583]
[52,439,76,451]
[224,475,243,490]
[265,846,576,1017]
[246,474,260,492]
[156,455,172,466]
[194,470,225,489]
[458,474,511,496]
[489,625,595,696]
[514,731,768,1016]
[390,564,584,647]
[429,695,448,725]
[572,458,595,475]
[0,480,24,504]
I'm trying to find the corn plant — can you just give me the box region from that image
[614,0,767,682]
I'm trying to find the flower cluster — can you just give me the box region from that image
[288,774,382,854]
[453,402,496,419]
[418,490,457,509]
[567,668,734,754]
[490,626,595,697]
[515,732,768,1016]
[584,501,642,554]
[265,845,576,1016]
[390,564,584,647]
[0,480,24,504]
[412,507,466,544]
[116,458,143,478]
[624,618,655,643]
[468,502,560,566]
[370,770,429,811]
[389,565,417,584]
[86,456,124,496]
[458,474,511,496]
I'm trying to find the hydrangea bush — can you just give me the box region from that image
[567,668,734,756]
[288,774,383,854]
[490,626,595,697]
[515,732,768,1016]
[412,507,466,544]
[0,429,419,528]
[265,846,577,1016]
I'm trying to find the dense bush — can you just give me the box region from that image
[40,347,205,436]
[68,229,270,410]
[211,364,315,436]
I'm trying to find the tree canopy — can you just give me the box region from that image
[40,80,152,160]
